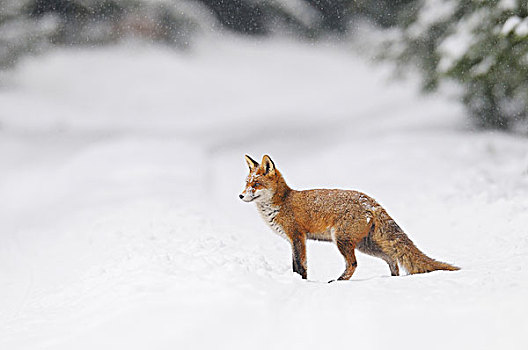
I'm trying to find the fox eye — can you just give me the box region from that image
[253,182,261,187]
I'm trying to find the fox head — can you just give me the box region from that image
[239,154,280,203]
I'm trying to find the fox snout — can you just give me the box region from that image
[239,192,251,202]
[239,191,258,202]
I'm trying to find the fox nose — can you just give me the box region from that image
[239,194,244,199]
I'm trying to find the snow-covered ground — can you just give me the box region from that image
[1,37,527,349]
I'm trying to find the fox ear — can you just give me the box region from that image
[245,155,259,171]
[261,155,275,175]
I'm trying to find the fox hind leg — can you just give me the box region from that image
[384,256,399,276]
[357,235,399,276]
[334,237,357,281]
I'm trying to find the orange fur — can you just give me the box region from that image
[240,155,459,281]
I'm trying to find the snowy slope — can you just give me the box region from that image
[0,37,527,349]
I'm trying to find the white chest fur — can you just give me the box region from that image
[256,201,288,240]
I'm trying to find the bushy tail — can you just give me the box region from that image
[367,207,459,274]
[392,232,460,274]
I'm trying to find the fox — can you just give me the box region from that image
[239,154,459,282]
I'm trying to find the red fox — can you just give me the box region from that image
[239,154,459,281]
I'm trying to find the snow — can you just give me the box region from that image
[515,18,528,37]
[438,9,490,73]
[407,0,457,39]
[1,36,528,349]
[499,0,518,11]
[274,0,320,28]
[502,16,523,35]
[502,15,528,37]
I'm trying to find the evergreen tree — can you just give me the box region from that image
[0,0,57,68]
[387,0,528,131]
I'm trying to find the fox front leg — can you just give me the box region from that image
[290,235,307,279]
